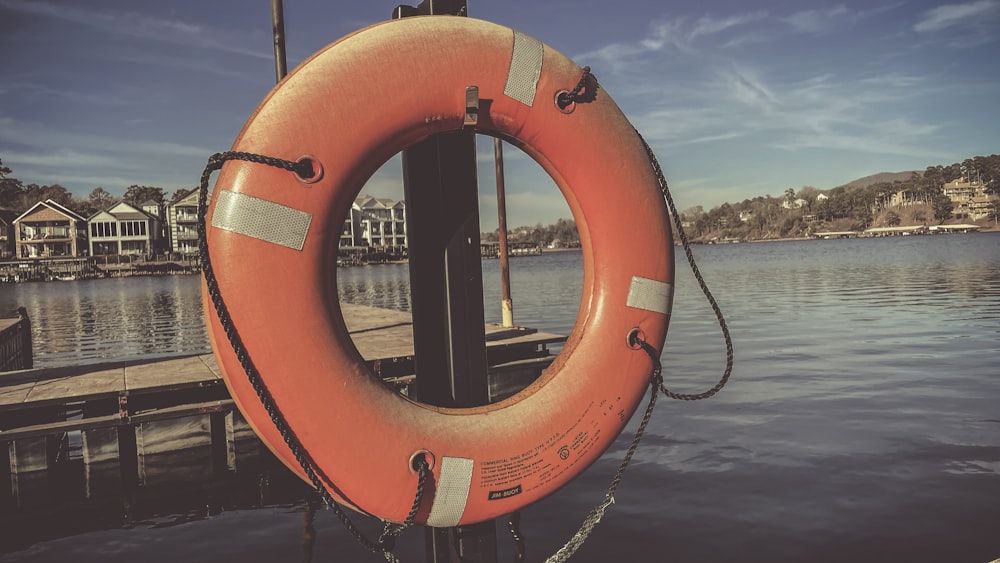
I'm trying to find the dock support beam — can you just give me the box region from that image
[394,2,499,562]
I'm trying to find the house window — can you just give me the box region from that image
[120,221,147,237]
[91,222,118,237]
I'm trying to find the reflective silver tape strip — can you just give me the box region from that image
[210,189,312,251]
[503,30,543,107]
[627,276,674,316]
[425,456,474,528]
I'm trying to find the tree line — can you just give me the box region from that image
[680,154,1000,241]
[0,156,189,216]
[482,217,580,248]
[6,152,997,243]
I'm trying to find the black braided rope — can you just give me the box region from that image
[636,133,735,401]
[546,69,734,561]
[556,66,597,109]
[197,151,428,559]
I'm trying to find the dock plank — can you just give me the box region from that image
[1,304,565,414]
[21,363,124,404]
[125,354,221,394]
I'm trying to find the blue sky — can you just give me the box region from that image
[1,0,997,229]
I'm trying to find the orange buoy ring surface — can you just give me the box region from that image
[205,16,674,527]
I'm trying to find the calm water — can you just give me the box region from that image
[2,233,1000,562]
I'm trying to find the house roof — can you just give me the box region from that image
[170,189,200,207]
[354,194,404,210]
[87,201,155,222]
[109,201,153,221]
[89,210,116,222]
[14,199,88,224]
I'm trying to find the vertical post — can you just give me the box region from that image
[494,139,514,328]
[403,131,492,409]
[271,0,288,82]
[17,307,32,370]
[393,2,498,562]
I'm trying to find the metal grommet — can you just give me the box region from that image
[410,450,435,473]
[554,90,576,114]
[627,327,645,350]
[295,155,323,184]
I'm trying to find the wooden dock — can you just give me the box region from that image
[0,308,32,372]
[0,304,565,512]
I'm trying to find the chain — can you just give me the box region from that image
[198,60,733,561]
[545,332,663,563]
[543,66,734,559]
[198,151,427,559]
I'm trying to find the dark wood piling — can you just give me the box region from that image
[0,308,33,372]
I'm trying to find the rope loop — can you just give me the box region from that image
[634,131,735,402]
[557,66,598,109]
[198,151,423,560]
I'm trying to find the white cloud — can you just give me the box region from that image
[0,115,219,193]
[0,117,213,159]
[691,13,768,41]
[720,67,778,113]
[577,10,767,65]
[783,5,849,34]
[914,0,1000,32]
[0,0,271,59]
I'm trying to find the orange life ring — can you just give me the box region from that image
[204,16,674,527]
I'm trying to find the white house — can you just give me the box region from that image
[87,201,159,256]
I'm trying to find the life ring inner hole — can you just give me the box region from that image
[334,138,584,407]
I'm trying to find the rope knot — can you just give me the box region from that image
[556,66,598,110]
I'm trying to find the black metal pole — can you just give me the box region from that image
[271,0,288,82]
[394,3,499,563]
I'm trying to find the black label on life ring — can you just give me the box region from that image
[487,484,523,500]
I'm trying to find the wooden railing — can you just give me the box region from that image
[0,307,33,371]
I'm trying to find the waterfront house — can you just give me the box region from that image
[87,202,160,257]
[0,208,18,258]
[140,198,162,219]
[782,198,807,210]
[342,195,407,249]
[167,189,200,256]
[942,178,995,220]
[13,199,88,258]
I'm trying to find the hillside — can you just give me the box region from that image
[840,171,922,190]
[678,154,1000,242]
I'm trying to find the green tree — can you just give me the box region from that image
[122,185,165,206]
[932,194,954,222]
[169,188,193,203]
[884,210,901,227]
[0,157,24,209]
[17,184,73,212]
[88,187,119,211]
[987,200,1000,224]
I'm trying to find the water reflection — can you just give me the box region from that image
[1,277,210,368]
[3,234,1000,562]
